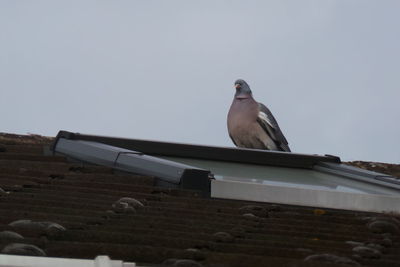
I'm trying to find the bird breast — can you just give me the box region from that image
[229,97,259,122]
[228,98,262,145]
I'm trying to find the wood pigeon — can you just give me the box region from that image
[227,79,291,152]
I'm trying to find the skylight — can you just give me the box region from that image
[51,131,400,213]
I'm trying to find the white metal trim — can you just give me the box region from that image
[0,255,136,267]
[211,179,400,213]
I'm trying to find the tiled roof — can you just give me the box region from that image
[0,133,400,267]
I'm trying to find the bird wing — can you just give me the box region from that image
[257,103,291,152]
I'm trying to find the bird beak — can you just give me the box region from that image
[235,84,241,89]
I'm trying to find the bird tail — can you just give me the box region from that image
[280,144,291,152]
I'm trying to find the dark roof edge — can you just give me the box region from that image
[51,130,341,169]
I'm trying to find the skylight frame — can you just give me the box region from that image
[51,131,400,213]
[52,131,340,168]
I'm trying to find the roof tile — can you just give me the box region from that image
[0,133,399,267]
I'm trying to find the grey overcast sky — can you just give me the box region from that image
[1,1,399,163]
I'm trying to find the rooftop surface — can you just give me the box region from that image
[0,133,399,267]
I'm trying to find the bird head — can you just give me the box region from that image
[234,79,252,99]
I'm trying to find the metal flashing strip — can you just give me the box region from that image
[52,138,211,196]
[375,176,400,186]
[211,179,400,213]
[314,162,400,191]
[0,255,136,267]
[52,131,341,169]
[158,156,400,194]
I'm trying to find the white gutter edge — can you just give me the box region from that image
[0,255,136,267]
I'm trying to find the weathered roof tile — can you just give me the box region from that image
[0,132,399,267]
